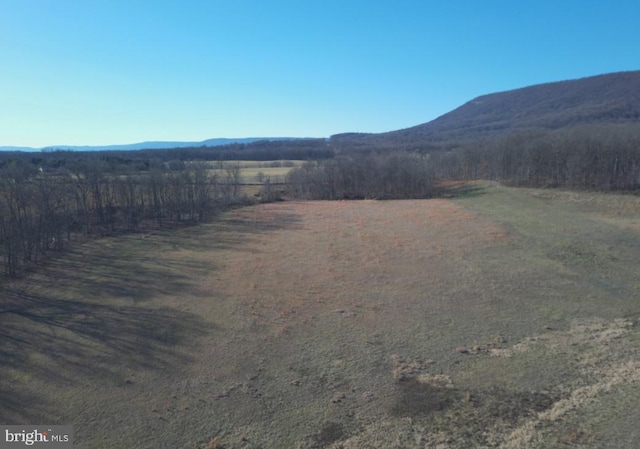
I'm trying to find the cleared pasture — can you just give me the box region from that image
[194,160,304,184]
[1,182,639,448]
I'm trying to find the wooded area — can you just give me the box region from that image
[430,124,640,190]
[286,152,435,200]
[0,160,249,278]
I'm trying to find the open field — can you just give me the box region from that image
[198,160,304,184]
[2,182,640,448]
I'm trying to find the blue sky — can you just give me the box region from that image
[2,1,639,148]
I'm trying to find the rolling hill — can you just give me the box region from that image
[331,70,640,151]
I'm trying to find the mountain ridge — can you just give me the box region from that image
[331,70,640,150]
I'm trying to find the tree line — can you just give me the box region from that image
[429,123,640,190]
[2,123,638,278]
[273,123,640,202]
[1,138,333,173]
[286,152,435,200]
[0,160,247,278]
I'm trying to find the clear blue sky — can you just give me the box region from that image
[2,1,639,148]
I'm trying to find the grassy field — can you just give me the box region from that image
[1,182,640,448]
[197,160,304,185]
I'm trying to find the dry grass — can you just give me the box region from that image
[195,160,303,184]
[1,182,640,448]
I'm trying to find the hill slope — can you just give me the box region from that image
[331,70,640,150]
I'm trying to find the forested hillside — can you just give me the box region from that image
[331,71,640,151]
[327,71,640,191]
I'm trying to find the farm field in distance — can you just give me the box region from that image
[201,159,304,185]
[1,182,640,448]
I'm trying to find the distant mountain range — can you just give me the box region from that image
[4,71,639,154]
[0,137,312,153]
[331,70,640,150]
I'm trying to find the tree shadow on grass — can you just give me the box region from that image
[0,388,53,424]
[0,203,305,424]
[23,207,304,304]
[0,287,207,423]
[33,249,207,304]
